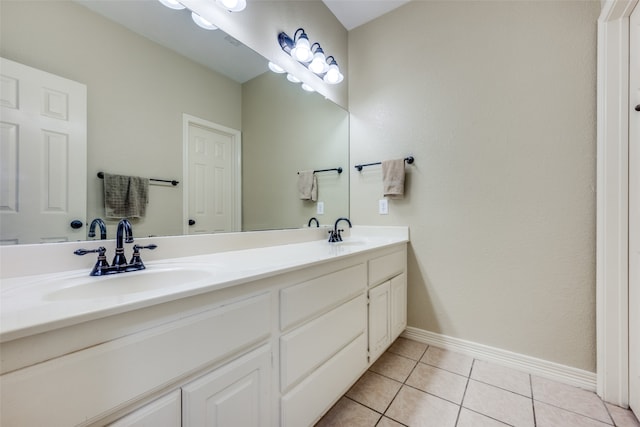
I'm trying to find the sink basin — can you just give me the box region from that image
[44,267,212,300]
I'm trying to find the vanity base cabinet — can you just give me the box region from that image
[1,242,408,427]
[182,344,272,427]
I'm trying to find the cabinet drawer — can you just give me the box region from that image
[280,263,365,331]
[0,292,271,427]
[281,333,367,427]
[109,390,181,427]
[280,294,366,392]
[368,249,406,286]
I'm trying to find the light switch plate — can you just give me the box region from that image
[379,199,389,215]
[317,201,324,215]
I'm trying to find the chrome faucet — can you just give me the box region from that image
[88,218,107,240]
[329,217,352,242]
[308,217,320,227]
[74,218,157,276]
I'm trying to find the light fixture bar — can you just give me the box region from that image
[276,28,343,85]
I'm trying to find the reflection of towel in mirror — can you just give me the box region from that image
[298,170,317,202]
[103,173,150,218]
[382,159,405,199]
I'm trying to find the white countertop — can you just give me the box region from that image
[1,230,408,343]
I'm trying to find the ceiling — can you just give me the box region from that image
[322,0,409,30]
[76,0,407,84]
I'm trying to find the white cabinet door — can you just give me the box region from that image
[182,345,271,427]
[109,390,181,427]
[390,273,407,341]
[368,281,391,361]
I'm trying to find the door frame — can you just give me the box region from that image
[597,0,638,407]
[182,114,241,235]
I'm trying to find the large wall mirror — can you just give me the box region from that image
[0,0,349,244]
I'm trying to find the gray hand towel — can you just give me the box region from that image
[298,170,318,202]
[382,159,405,199]
[104,173,149,218]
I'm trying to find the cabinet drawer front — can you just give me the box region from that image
[368,249,406,286]
[109,390,181,427]
[281,333,367,427]
[280,295,366,392]
[280,263,365,331]
[0,292,271,427]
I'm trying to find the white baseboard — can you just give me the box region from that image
[401,327,597,392]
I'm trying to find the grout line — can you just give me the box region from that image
[533,400,616,426]
[530,374,537,427]
[454,358,474,426]
[461,408,516,427]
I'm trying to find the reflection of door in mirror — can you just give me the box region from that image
[184,115,241,235]
[0,58,87,244]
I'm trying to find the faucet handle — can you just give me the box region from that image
[129,244,157,268]
[74,247,110,276]
[74,247,106,256]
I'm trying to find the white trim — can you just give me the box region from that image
[402,327,597,391]
[596,0,638,407]
[182,114,242,234]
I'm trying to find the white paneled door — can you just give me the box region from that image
[183,115,240,235]
[0,57,87,244]
[629,3,640,417]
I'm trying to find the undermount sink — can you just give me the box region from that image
[44,267,212,301]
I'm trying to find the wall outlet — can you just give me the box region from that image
[317,201,324,215]
[379,199,389,215]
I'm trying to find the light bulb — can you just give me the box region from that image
[191,12,218,30]
[323,63,343,84]
[158,0,185,9]
[217,0,246,12]
[309,51,328,74]
[301,83,315,92]
[287,74,301,83]
[291,36,312,63]
[268,62,286,73]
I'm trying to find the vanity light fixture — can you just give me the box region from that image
[217,0,247,12]
[323,56,344,84]
[309,43,329,74]
[191,12,218,30]
[158,0,185,10]
[301,83,315,92]
[268,62,286,73]
[277,28,344,85]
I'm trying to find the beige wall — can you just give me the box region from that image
[1,0,242,238]
[242,72,349,230]
[349,1,600,371]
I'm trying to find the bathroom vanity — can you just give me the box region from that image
[0,227,408,426]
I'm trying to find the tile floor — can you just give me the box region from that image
[315,337,640,427]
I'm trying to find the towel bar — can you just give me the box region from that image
[97,172,179,186]
[354,156,414,172]
[297,167,343,175]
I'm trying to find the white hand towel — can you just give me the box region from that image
[298,170,317,202]
[382,159,405,199]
